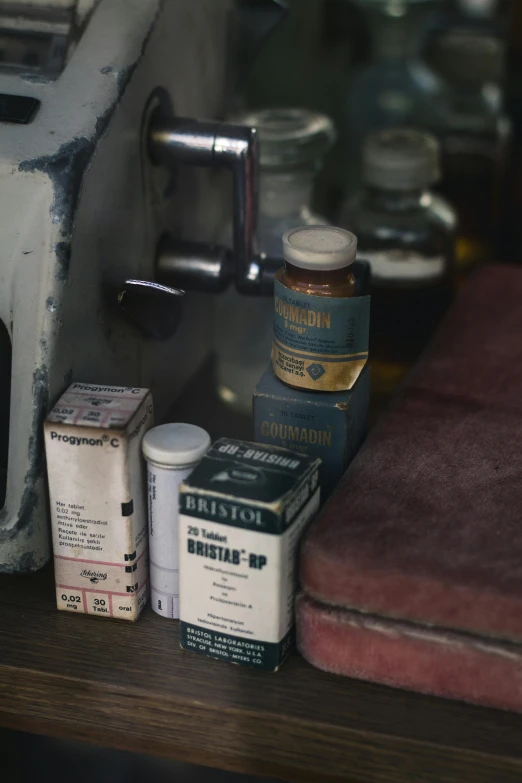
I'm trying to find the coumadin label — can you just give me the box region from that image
[272,280,370,392]
[179,475,320,670]
[259,421,333,447]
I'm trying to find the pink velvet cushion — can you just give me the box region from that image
[300,265,522,641]
[297,593,522,713]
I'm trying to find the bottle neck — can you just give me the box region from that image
[283,261,351,286]
[363,185,429,213]
[370,7,412,63]
[259,168,316,218]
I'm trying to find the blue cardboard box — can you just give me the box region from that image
[254,365,370,500]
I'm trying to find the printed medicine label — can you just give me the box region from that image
[273,280,370,392]
[179,490,320,669]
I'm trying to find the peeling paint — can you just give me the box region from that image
[1,549,42,574]
[17,366,50,536]
[116,66,133,92]
[17,9,161,288]
[54,241,72,283]
[1,0,166,574]
[0,366,49,546]
[20,73,53,85]
[20,136,94,231]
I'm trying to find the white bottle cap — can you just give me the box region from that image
[142,423,211,468]
[282,226,358,271]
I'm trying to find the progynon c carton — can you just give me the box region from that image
[44,383,153,621]
[179,439,321,670]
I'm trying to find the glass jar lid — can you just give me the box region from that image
[283,226,357,271]
[236,107,336,169]
[362,128,440,191]
[430,29,504,86]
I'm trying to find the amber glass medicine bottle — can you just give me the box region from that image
[273,226,369,393]
[276,227,357,298]
[340,128,455,401]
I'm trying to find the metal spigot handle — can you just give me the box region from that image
[117,280,185,341]
[149,110,273,295]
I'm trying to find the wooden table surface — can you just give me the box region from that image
[3,360,522,782]
[1,567,522,783]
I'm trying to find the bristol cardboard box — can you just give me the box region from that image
[179,439,321,670]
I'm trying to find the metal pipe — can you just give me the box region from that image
[148,112,264,293]
[148,113,219,168]
[217,126,260,293]
[157,236,233,294]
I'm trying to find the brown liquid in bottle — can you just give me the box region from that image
[276,262,357,298]
[437,133,505,278]
[339,129,456,407]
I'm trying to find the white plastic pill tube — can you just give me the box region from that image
[142,423,211,619]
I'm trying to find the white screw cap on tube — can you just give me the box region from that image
[282,226,358,271]
[142,423,211,468]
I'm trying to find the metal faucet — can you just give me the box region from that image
[120,107,369,339]
[116,0,290,337]
[149,110,280,296]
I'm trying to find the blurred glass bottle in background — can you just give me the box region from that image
[427,28,509,277]
[214,108,336,414]
[435,0,505,37]
[341,0,443,198]
[456,0,498,20]
[502,0,522,262]
[339,128,456,398]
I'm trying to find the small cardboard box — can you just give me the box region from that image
[44,383,153,621]
[254,364,370,499]
[179,439,321,670]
